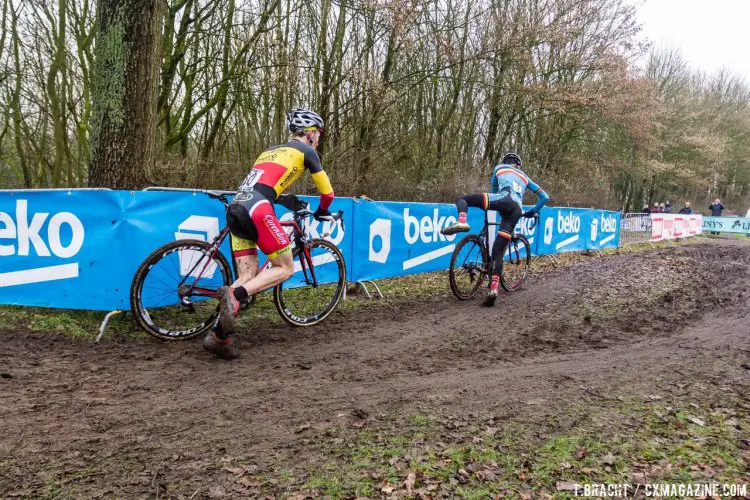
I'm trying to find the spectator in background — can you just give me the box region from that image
[664,200,673,213]
[710,198,725,216]
[653,202,661,213]
[659,203,666,213]
[709,199,724,235]
[642,204,651,214]
[678,201,693,214]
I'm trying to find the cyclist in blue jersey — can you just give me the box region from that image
[441,152,549,306]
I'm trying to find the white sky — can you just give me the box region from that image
[631,0,750,81]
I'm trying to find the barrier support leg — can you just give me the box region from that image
[543,254,560,266]
[344,281,383,300]
[96,310,124,342]
[363,280,384,299]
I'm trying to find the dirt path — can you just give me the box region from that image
[1,239,749,497]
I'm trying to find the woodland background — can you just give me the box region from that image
[1,0,749,212]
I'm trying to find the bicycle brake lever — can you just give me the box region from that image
[317,212,345,234]
[529,214,540,230]
[332,211,344,231]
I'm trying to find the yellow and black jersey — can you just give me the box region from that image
[236,140,334,209]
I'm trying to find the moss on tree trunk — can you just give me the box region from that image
[88,0,162,189]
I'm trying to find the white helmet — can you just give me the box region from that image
[286,107,324,133]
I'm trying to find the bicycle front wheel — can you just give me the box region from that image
[273,239,346,326]
[449,234,489,300]
[500,234,531,292]
[130,239,232,340]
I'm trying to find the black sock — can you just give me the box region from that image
[233,286,249,302]
[214,322,229,340]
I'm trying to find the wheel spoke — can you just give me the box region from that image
[132,241,230,339]
[500,236,530,291]
[449,236,487,300]
[275,240,345,326]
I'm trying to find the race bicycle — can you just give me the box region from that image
[130,191,346,340]
[448,210,537,300]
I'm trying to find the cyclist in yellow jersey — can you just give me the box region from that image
[204,108,334,359]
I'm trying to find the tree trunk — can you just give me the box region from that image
[88,0,162,189]
[10,4,30,187]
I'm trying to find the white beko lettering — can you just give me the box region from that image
[0,200,86,287]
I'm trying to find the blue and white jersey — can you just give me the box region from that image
[490,163,549,212]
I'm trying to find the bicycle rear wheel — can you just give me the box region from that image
[449,234,489,300]
[273,239,346,326]
[500,234,531,292]
[130,239,232,340]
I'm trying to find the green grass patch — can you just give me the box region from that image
[239,388,748,498]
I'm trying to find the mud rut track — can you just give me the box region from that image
[1,239,749,496]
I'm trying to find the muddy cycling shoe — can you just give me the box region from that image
[203,330,240,359]
[482,289,498,307]
[217,286,240,332]
[441,222,470,235]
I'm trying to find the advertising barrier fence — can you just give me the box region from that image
[650,213,703,241]
[620,213,651,244]
[534,206,620,256]
[1,189,621,311]
[702,216,750,234]
[620,213,704,244]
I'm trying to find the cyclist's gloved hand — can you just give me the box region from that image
[313,207,333,221]
[522,210,537,218]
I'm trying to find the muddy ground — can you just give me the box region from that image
[1,239,749,498]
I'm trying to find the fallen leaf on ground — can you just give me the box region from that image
[405,472,416,494]
[522,398,546,405]
[208,485,225,498]
[556,481,577,491]
[236,477,261,488]
[687,416,705,426]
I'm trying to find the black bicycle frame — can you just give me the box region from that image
[177,210,324,299]
[478,210,537,267]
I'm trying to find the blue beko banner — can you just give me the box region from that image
[349,200,542,282]
[0,189,620,310]
[0,190,353,310]
[535,207,620,255]
[350,200,464,281]
[591,210,621,250]
[0,190,229,310]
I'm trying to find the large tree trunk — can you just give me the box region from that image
[88,0,162,189]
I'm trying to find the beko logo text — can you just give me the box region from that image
[404,208,457,244]
[557,212,580,234]
[0,200,85,258]
[601,215,617,232]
